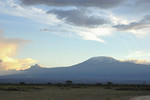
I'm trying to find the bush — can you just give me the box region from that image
[19,82,26,85]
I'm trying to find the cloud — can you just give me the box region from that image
[76,26,114,42]
[40,28,51,32]
[0,30,37,71]
[121,59,150,65]
[120,50,150,65]
[47,9,109,28]
[134,0,150,13]
[41,24,114,42]
[4,0,150,43]
[0,0,60,25]
[127,51,150,58]
[114,15,150,31]
[20,0,125,9]
[0,0,123,43]
[114,22,148,31]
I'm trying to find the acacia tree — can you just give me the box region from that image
[19,82,26,85]
[65,80,73,85]
[107,82,113,85]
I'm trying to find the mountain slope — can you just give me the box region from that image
[1,56,150,83]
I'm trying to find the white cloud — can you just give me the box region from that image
[0,0,60,25]
[0,0,115,43]
[1,0,149,43]
[120,58,150,65]
[126,51,150,59]
[0,30,37,71]
[127,28,150,38]
[76,26,114,42]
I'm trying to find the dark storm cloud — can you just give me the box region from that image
[114,15,150,30]
[47,9,109,27]
[20,0,125,9]
[128,0,150,13]
[135,0,150,9]
[135,0,150,4]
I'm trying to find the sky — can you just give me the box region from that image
[0,0,150,73]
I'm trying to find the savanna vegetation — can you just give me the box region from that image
[0,81,150,100]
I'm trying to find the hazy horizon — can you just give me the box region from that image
[0,56,150,76]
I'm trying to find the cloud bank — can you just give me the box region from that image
[1,0,150,43]
[114,15,150,30]
[20,0,125,9]
[0,30,37,71]
[121,59,150,65]
[47,9,108,28]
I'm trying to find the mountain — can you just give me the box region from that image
[1,56,150,84]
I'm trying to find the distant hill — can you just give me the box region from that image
[1,56,150,84]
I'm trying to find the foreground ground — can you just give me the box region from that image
[130,96,150,100]
[0,84,150,100]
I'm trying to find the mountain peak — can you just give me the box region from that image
[28,64,42,70]
[20,64,42,72]
[30,64,41,68]
[87,56,119,64]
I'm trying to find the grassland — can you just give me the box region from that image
[0,83,150,100]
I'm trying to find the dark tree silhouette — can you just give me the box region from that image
[19,82,26,85]
[65,80,73,85]
[107,82,113,85]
